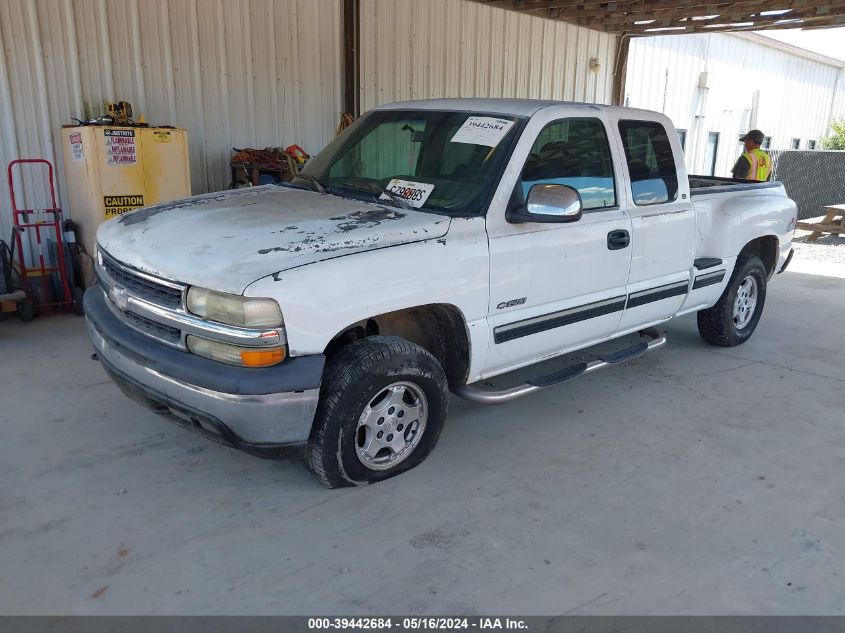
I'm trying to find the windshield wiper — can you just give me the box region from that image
[292,173,327,194]
[338,181,414,210]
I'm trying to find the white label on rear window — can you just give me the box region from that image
[450,116,515,147]
[380,179,435,208]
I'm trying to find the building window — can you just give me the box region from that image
[808,140,817,150]
[791,138,801,150]
[762,136,772,149]
[677,129,687,153]
[705,132,719,176]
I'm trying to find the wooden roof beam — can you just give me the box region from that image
[597,12,845,33]
[501,0,828,12]
[567,1,845,28]
[543,0,837,20]
[469,0,845,35]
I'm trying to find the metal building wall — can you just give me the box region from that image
[0,0,618,247]
[624,32,844,178]
[0,0,342,244]
[359,0,618,111]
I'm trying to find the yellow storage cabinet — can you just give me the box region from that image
[61,126,191,259]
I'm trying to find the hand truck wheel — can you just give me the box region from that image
[17,298,34,322]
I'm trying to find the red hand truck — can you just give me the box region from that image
[7,159,84,317]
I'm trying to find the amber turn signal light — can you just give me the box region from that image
[240,347,286,367]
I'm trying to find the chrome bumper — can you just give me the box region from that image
[88,319,319,452]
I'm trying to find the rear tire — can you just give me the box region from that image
[307,336,449,488]
[697,255,767,347]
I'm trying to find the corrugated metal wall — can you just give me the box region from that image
[0,0,342,244]
[6,0,841,247]
[359,0,618,110]
[1,0,618,247]
[625,32,845,178]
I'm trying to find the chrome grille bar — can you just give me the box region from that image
[96,247,286,350]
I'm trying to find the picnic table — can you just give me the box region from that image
[796,204,845,242]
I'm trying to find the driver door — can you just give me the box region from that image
[484,111,633,376]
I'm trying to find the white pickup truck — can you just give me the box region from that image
[85,99,797,487]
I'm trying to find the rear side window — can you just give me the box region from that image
[520,118,616,210]
[618,120,679,205]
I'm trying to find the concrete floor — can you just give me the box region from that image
[1,269,843,615]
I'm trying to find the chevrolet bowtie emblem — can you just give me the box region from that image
[109,286,129,311]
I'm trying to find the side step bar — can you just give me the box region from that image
[456,327,666,405]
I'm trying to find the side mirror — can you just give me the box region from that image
[507,184,583,224]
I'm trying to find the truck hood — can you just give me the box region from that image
[96,185,451,294]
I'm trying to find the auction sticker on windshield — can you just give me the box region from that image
[380,179,435,208]
[450,116,515,147]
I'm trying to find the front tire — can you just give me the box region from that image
[697,255,767,347]
[307,336,449,488]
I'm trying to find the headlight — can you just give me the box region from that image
[186,287,283,328]
[187,335,286,367]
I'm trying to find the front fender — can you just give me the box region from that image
[243,217,491,372]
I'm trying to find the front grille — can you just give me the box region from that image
[124,310,181,345]
[100,253,182,308]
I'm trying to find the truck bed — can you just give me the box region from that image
[689,175,781,196]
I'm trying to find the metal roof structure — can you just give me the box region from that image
[472,0,845,35]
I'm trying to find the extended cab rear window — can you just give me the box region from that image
[618,120,679,205]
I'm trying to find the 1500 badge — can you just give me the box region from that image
[497,297,526,309]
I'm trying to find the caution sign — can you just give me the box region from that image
[104,129,137,165]
[104,195,145,217]
[154,130,172,143]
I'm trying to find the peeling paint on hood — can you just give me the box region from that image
[96,185,451,294]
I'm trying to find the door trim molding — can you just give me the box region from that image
[625,280,689,309]
[494,295,627,344]
[692,269,726,289]
[493,277,697,344]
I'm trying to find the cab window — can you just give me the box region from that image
[618,120,679,205]
[520,118,617,211]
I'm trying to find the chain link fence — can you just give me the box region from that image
[770,150,845,220]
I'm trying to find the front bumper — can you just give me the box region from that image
[85,287,325,457]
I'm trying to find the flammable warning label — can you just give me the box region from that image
[104,128,137,165]
[104,194,145,217]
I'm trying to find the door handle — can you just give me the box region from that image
[607,229,630,250]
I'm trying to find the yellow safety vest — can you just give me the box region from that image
[742,148,771,182]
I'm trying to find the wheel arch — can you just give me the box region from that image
[323,303,471,390]
[738,234,779,279]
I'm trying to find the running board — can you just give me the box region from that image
[456,327,666,405]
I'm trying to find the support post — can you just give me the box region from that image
[343,0,360,118]
[612,34,630,106]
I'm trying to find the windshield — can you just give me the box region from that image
[298,110,526,215]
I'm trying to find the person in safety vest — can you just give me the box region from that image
[731,129,772,181]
